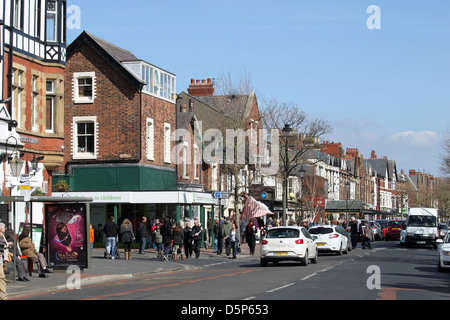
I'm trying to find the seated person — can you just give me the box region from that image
[18,226,52,278]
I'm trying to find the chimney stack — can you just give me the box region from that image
[188,78,215,96]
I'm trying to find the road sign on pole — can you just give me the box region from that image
[212,191,231,199]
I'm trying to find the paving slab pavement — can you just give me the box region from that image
[5,242,260,299]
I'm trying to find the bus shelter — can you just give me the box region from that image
[0,195,93,282]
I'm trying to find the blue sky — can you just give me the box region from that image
[67,0,450,177]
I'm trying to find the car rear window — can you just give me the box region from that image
[266,229,300,238]
[309,228,334,235]
[388,221,405,227]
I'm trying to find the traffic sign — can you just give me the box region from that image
[212,191,231,199]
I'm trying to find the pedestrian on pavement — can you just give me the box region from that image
[18,225,53,277]
[229,223,240,259]
[216,220,225,255]
[136,216,148,254]
[183,222,193,258]
[160,217,173,257]
[349,217,358,249]
[361,221,373,250]
[90,224,95,254]
[149,220,157,249]
[3,226,28,282]
[213,219,219,253]
[120,219,135,260]
[240,217,247,245]
[152,224,163,258]
[246,219,258,255]
[191,220,203,259]
[103,216,120,259]
[172,222,184,260]
[0,223,12,299]
[223,217,233,256]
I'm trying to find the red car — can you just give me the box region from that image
[385,220,406,240]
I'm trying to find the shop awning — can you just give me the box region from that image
[242,195,274,222]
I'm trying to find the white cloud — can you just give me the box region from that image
[389,130,439,146]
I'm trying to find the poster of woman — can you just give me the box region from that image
[45,204,87,268]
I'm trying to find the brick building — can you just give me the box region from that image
[0,0,67,227]
[54,31,216,230]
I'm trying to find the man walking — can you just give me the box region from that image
[136,216,148,254]
[349,217,358,249]
[104,216,119,259]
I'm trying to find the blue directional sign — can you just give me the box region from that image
[212,191,231,199]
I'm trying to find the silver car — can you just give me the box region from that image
[369,220,383,241]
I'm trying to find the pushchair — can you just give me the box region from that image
[165,241,182,261]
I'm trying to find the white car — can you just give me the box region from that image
[309,225,350,255]
[260,226,318,267]
[437,232,450,272]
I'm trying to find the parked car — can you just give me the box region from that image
[385,220,406,240]
[260,226,318,267]
[376,219,389,238]
[369,221,384,241]
[309,225,351,255]
[438,223,449,239]
[437,232,450,272]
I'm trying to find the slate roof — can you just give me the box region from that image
[86,32,139,62]
[68,31,145,89]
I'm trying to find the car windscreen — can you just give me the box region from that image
[407,215,436,227]
[377,221,388,228]
[308,228,334,235]
[266,229,300,238]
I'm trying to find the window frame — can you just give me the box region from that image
[146,118,155,161]
[73,72,96,104]
[72,116,97,160]
[164,122,171,164]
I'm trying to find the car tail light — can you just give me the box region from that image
[329,234,339,239]
[261,239,268,245]
[295,239,304,244]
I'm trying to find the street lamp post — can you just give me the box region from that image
[282,124,293,226]
[299,166,305,223]
[345,181,350,220]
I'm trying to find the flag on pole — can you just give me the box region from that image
[242,195,273,222]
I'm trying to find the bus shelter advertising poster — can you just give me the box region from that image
[45,204,87,268]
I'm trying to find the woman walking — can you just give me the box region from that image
[229,223,240,259]
[246,219,257,255]
[120,219,135,260]
[172,222,184,260]
[152,224,163,258]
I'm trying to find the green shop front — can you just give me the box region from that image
[53,166,219,241]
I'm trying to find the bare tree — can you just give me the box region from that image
[211,71,259,233]
[260,97,333,225]
[440,126,450,178]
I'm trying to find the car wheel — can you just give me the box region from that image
[300,250,308,266]
[311,249,318,264]
[336,243,342,256]
[343,242,348,254]
[438,257,443,272]
[260,259,268,267]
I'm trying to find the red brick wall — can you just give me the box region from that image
[3,51,65,189]
[62,43,176,170]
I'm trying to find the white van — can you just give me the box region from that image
[405,208,439,249]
